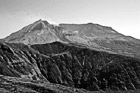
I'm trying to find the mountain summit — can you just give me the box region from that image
[4,19,63,44]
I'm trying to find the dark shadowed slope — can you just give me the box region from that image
[1,41,140,92]
[31,41,140,91]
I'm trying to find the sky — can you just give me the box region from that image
[0,0,140,39]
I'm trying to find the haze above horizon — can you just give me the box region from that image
[0,0,140,39]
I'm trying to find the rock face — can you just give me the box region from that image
[0,42,47,81]
[1,19,140,92]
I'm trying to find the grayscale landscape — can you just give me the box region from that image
[0,0,140,93]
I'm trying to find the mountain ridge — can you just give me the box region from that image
[3,19,140,58]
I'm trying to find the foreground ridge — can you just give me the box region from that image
[0,41,140,92]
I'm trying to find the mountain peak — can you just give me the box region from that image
[3,19,61,44]
[33,19,49,26]
[38,19,42,21]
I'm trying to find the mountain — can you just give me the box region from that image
[4,19,140,58]
[1,19,140,92]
